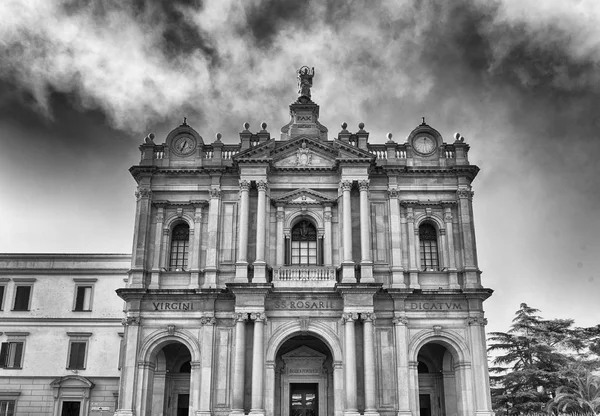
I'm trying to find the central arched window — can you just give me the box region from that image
[169,223,189,271]
[290,220,318,265]
[419,223,439,271]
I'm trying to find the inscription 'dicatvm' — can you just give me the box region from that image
[409,302,463,310]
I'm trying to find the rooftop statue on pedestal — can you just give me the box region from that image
[282,66,328,140]
[297,66,315,102]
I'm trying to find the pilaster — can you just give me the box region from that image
[358,180,374,282]
[340,180,355,283]
[235,180,251,282]
[204,186,221,288]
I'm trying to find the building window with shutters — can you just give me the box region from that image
[72,278,97,312]
[12,285,32,311]
[0,400,16,416]
[0,342,24,369]
[66,332,92,370]
[0,281,6,311]
[419,223,440,271]
[169,223,190,271]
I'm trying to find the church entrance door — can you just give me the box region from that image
[290,383,318,416]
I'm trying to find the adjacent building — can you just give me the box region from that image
[1,67,494,416]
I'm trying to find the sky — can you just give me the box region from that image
[0,0,599,336]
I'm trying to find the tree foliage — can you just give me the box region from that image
[487,303,600,415]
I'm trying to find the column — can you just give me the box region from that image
[190,361,202,415]
[323,205,333,266]
[340,180,355,282]
[443,206,459,288]
[230,313,247,416]
[392,316,411,416]
[362,313,379,416]
[189,203,203,289]
[359,180,374,282]
[342,313,359,416]
[253,180,268,282]
[467,317,494,416]
[130,186,152,288]
[135,360,155,416]
[250,313,266,416]
[235,180,250,282]
[150,204,165,289]
[276,206,285,266]
[204,186,221,288]
[457,188,479,287]
[115,317,141,416]
[198,316,216,416]
[405,207,419,289]
[388,189,404,287]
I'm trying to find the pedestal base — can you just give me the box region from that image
[364,411,380,416]
[249,410,265,416]
[203,268,218,288]
[252,262,267,283]
[360,262,374,282]
[113,411,134,416]
[234,262,249,283]
[340,262,356,283]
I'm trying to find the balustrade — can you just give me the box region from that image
[274,266,336,281]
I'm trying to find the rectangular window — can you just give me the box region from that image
[0,400,15,416]
[12,286,31,311]
[0,342,24,369]
[67,341,87,370]
[0,285,5,310]
[73,286,92,311]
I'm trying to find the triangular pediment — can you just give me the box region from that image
[272,188,336,205]
[232,136,375,168]
[272,136,338,169]
[282,345,326,360]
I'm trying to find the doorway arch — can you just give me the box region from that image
[265,321,343,416]
[137,330,201,416]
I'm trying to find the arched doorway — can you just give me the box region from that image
[417,343,459,416]
[275,335,334,416]
[149,341,192,416]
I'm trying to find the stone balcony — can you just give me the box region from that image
[272,266,337,288]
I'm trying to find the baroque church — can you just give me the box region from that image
[0,67,494,416]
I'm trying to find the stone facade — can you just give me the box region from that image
[0,254,128,416]
[0,68,494,416]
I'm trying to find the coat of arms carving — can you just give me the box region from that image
[296,142,312,166]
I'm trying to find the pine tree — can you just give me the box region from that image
[488,304,574,414]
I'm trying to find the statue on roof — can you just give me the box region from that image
[297,66,315,100]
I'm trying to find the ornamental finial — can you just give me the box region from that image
[297,66,315,100]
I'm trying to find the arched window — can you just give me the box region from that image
[169,223,189,271]
[419,223,439,271]
[290,220,318,265]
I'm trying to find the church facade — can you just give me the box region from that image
[0,67,494,416]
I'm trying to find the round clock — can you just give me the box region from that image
[413,136,436,154]
[173,135,196,156]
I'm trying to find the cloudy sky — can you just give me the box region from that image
[0,0,598,335]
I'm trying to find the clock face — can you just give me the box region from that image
[173,135,196,155]
[413,136,436,154]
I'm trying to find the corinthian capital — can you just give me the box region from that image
[250,312,267,322]
[135,187,152,200]
[392,316,409,326]
[362,312,376,322]
[239,180,251,192]
[339,180,353,192]
[457,188,474,199]
[210,187,221,199]
[256,180,268,192]
[358,180,370,191]
[341,312,359,323]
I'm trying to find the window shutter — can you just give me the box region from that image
[13,343,23,368]
[0,342,7,368]
[75,287,85,310]
[69,342,80,368]
[14,286,31,310]
[76,343,86,368]
[0,286,4,310]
